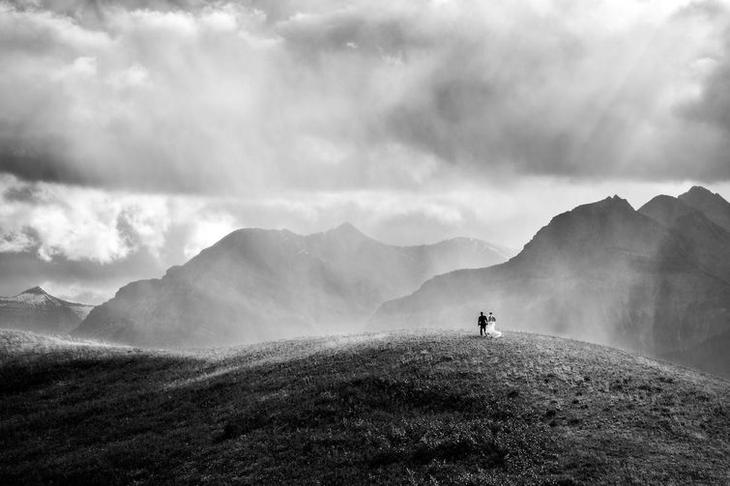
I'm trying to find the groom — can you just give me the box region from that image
[477,312,488,336]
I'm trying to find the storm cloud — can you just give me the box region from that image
[1,0,730,193]
[2,0,730,301]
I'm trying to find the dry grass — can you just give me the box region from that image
[1,329,728,485]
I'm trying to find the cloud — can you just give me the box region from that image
[0,229,35,253]
[2,169,730,304]
[0,175,171,262]
[0,0,729,196]
[4,0,730,303]
[0,173,249,264]
[676,5,730,145]
[182,212,237,259]
[0,247,165,304]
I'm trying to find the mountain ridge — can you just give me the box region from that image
[679,185,730,232]
[373,187,730,377]
[74,224,508,347]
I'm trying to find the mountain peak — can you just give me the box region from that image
[679,186,730,232]
[685,185,714,197]
[642,194,677,206]
[638,195,696,228]
[511,194,656,266]
[331,222,359,232]
[326,222,369,240]
[2,287,92,334]
[567,195,634,217]
[680,186,726,206]
[21,286,49,296]
[596,195,633,210]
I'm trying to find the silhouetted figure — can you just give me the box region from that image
[478,311,488,336]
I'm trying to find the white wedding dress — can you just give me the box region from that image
[485,321,502,338]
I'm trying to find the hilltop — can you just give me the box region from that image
[1,329,728,485]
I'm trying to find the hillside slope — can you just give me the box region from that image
[74,225,507,347]
[0,287,93,334]
[373,190,730,377]
[1,329,728,485]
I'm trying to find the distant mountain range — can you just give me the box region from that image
[373,187,730,377]
[9,187,728,377]
[74,224,509,347]
[0,287,93,334]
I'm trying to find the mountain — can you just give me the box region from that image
[637,192,730,375]
[638,193,730,278]
[373,189,730,377]
[0,287,93,334]
[2,329,728,484]
[74,224,507,347]
[679,185,730,232]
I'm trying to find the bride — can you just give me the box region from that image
[485,312,502,338]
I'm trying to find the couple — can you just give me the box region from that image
[477,311,501,338]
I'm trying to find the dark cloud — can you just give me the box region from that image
[2,183,40,203]
[0,146,89,187]
[681,36,730,133]
[672,0,727,20]
[8,0,730,307]
[1,0,730,195]
[5,0,204,21]
[276,7,428,60]
[671,10,730,182]
[0,248,165,303]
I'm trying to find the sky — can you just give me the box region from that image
[1,0,730,303]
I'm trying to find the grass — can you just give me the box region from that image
[1,329,728,485]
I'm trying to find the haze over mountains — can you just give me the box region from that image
[5,187,729,377]
[74,224,508,347]
[373,187,730,377]
[0,287,93,334]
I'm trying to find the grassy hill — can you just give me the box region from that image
[1,329,728,485]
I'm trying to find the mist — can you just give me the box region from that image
[373,188,730,376]
[72,224,509,347]
[3,3,730,483]
[2,1,730,302]
[1,1,730,357]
